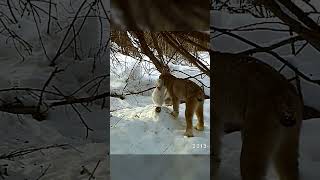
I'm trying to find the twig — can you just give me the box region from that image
[50,92,109,107]
[70,103,93,138]
[88,160,101,180]
[212,26,320,86]
[47,0,52,34]
[37,67,62,113]
[30,1,50,61]
[172,69,209,88]
[0,144,68,160]
[51,85,93,138]
[35,164,51,180]
[7,0,17,23]
[51,0,97,66]
[124,87,155,96]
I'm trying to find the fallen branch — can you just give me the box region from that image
[50,92,109,107]
[35,164,51,180]
[0,144,68,160]
[88,160,101,180]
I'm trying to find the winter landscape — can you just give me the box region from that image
[110,33,210,154]
[0,0,109,179]
[1,0,320,179]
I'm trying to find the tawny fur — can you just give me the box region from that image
[213,52,303,180]
[159,72,205,137]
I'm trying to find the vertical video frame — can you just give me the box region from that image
[109,0,211,179]
[110,31,210,154]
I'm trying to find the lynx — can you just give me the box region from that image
[212,52,303,180]
[159,72,205,137]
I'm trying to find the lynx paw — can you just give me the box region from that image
[155,107,161,113]
[184,129,194,137]
[194,124,204,131]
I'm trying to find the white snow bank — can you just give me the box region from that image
[0,105,108,179]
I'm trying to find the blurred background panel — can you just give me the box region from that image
[111,155,210,180]
[111,0,210,31]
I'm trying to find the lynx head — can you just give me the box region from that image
[155,79,163,90]
[159,72,173,86]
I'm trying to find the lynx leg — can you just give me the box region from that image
[195,102,204,131]
[273,131,300,180]
[171,96,179,118]
[184,99,196,137]
[240,129,274,180]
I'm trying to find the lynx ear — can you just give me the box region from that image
[158,74,166,86]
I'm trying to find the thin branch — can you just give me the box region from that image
[47,0,52,34]
[52,85,93,138]
[50,0,95,65]
[211,27,320,86]
[0,144,68,160]
[37,67,62,112]
[35,164,51,180]
[88,160,101,180]
[161,32,210,76]
[239,35,303,55]
[132,31,164,71]
[7,0,18,23]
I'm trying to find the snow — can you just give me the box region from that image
[0,0,108,179]
[0,105,108,179]
[110,50,210,154]
[0,56,108,179]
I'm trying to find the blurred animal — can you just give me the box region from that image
[212,52,303,180]
[111,0,209,30]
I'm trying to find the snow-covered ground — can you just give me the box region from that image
[110,51,210,154]
[0,0,109,178]
[0,57,108,179]
[220,118,320,180]
[0,107,108,180]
